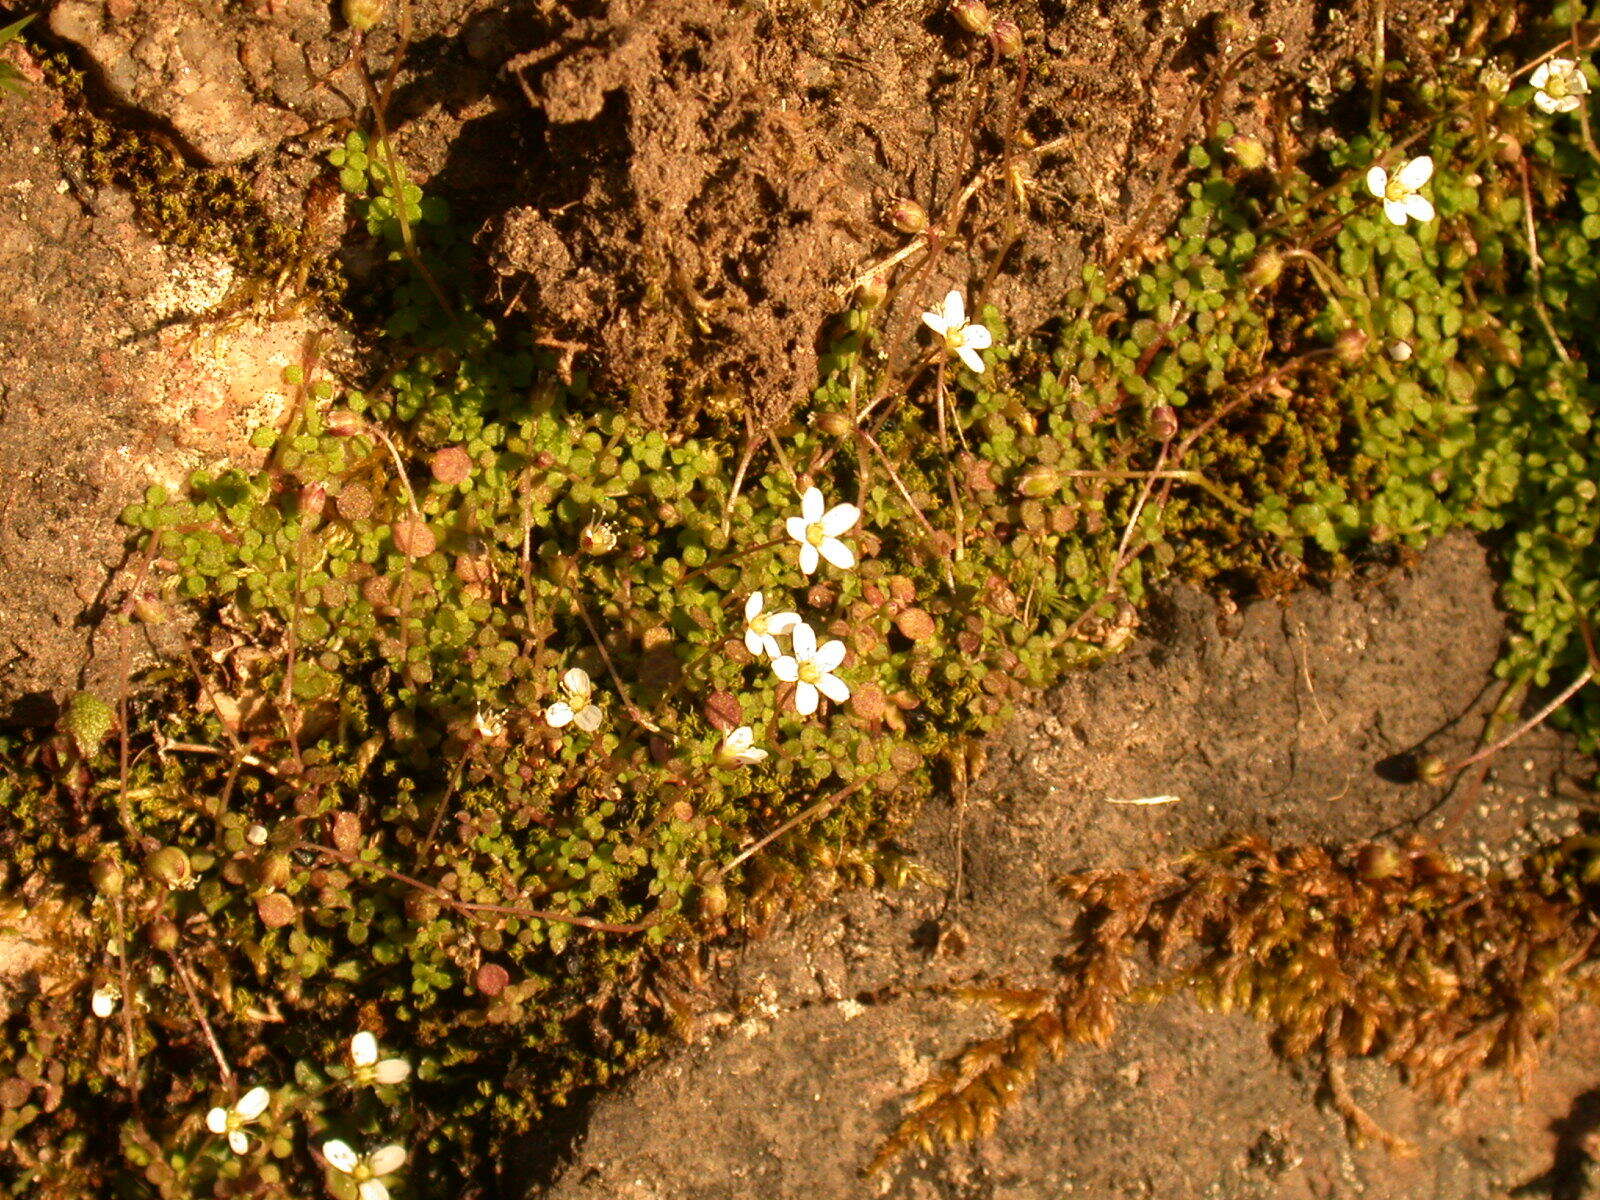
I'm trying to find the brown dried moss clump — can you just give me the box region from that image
[870,835,1600,1174]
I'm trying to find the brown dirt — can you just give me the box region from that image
[537,534,1598,1200]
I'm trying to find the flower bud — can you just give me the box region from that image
[145,916,180,952]
[951,0,992,36]
[990,18,1023,57]
[1333,327,1370,363]
[298,482,327,523]
[1254,35,1285,60]
[884,198,928,234]
[145,847,191,888]
[245,823,270,847]
[1415,755,1449,784]
[90,858,125,897]
[1015,466,1062,498]
[1387,339,1413,362]
[1355,843,1402,880]
[324,409,365,436]
[131,594,168,625]
[1243,249,1284,291]
[343,0,388,32]
[854,272,888,309]
[1148,405,1179,442]
[1225,135,1268,171]
[814,411,853,438]
[697,882,728,920]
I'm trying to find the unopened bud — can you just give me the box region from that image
[1355,843,1402,880]
[1387,339,1413,362]
[990,18,1023,56]
[1225,135,1268,171]
[343,0,388,32]
[144,847,191,888]
[697,881,728,920]
[1015,466,1061,498]
[131,594,168,625]
[90,858,125,897]
[884,198,927,234]
[1244,249,1284,291]
[298,482,327,522]
[1254,35,1285,60]
[324,409,365,436]
[1148,405,1179,442]
[145,916,180,951]
[245,823,269,847]
[1334,327,1370,363]
[951,0,992,36]
[1416,754,1449,784]
[855,272,888,310]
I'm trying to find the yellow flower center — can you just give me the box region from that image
[798,661,823,685]
[806,523,827,547]
[1384,177,1410,202]
[751,613,770,634]
[1547,73,1572,99]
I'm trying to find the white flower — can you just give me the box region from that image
[1365,155,1436,226]
[1532,57,1590,115]
[323,1140,407,1200]
[920,289,994,373]
[771,622,850,717]
[544,667,603,732]
[717,726,769,767]
[473,707,506,739]
[206,1086,270,1155]
[349,1030,411,1086]
[90,985,119,1018]
[785,487,860,576]
[743,592,800,658]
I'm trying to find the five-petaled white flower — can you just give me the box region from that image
[1532,58,1590,115]
[717,726,769,767]
[90,985,119,1018]
[349,1031,411,1087]
[473,707,506,739]
[206,1086,271,1155]
[771,622,850,716]
[743,592,800,658]
[323,1140,407,1200]
[921,289,993,374]
[544,667,603,732]
[786,487,860,576]
[1365,155,1436,226]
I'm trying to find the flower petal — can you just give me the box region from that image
[801,486,824,523]
[941,289,966,328]
[742,747,769,763]
[368,1144,408,1176]
[758,634,784,659]
[790,621,816,659]
[374,1058,411,1085]
[726,726,753,751]
[545,702,575,728]
[1365,165,1388,198]
[767,612,800,635]
[820,503,860,537]
[1532,62,1552,89]
[1402,193,1435,223]
[771,656,800,683]
[817,672,851,704]
[794,681,819,716]
[358,1181,391,1200]
[1556,94,1582,113]
[961,324,993,351]
[818,537,856,570]
[323,1140,359,1174]
[957,346,987,374]
[235,1087,270,1120]
[785,515,810,543]
[1396,154,1434,190]
[798,543,820,575]
[1382,198,1409,226]
[921,309,948,336]
[744,628,764,657]
[229,1129,250,1156]
[1535,90,1560,114]
[575,705,604,733]
[351,1031,378,1068]
[561,667,591,701]
[812,639,846,673]
[207,1106,229,1134]
[744,592,762,621]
